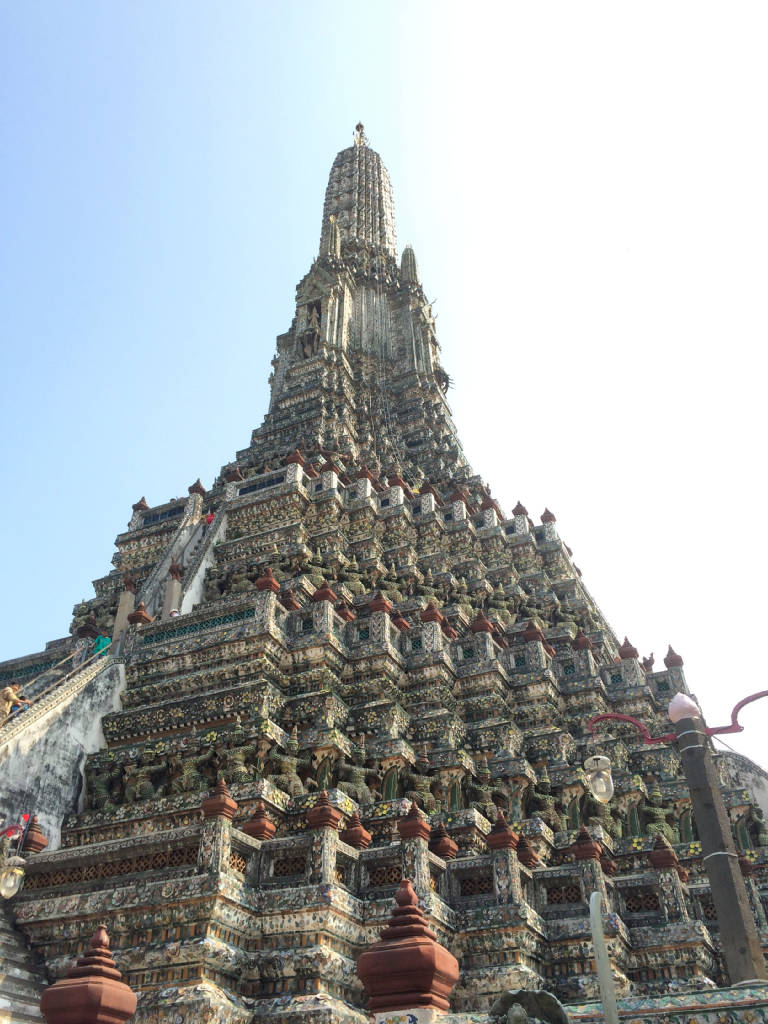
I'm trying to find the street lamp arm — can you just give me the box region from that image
[587,712,675,745]
[707,689,768,737]
[588,690,768,746]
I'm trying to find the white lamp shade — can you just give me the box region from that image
[668,693,701,724]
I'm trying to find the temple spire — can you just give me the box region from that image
[319,128,397,257]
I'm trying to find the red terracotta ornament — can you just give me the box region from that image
[241,800,276,841]
[306,791,342,830]
[123,575,137,594]
[224,465,244,482]
[541,508,557,523]
[23,816,48,854]
[618,636,639,660]
[256,567,281,593]
[420,483,442,503]
[131,497,149,512]
[283,449,306,467]
[188,478,207,497]
[516,834,539,868]
[571,825,602,861]
[201,779,238,821]
[420,601,443,624]
[127,602,153,626]
[486,811,519,851]
[357,878,459,1013]
[311,582,338,604]
[512,501,528,516]
[304,463,320,479]
[168,560,183,583]
[522,619,545,644]
[398,802,431,842]
[429,822,458,860]
[391,611,410,632]
[40,926,137,1024]
[280,590,302,611]
[470,610,494,634]
[368,591,393,614]
[664,645,684,668]
[340,811,372,849]
[335,600,356,622]
[441,620,459,640]
[388,474,414,499]
[649,835,688,881]
[572,629,593,651]
[600,855,619,876]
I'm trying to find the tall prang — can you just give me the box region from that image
[1,127,767,1024]
[254,122,467,490]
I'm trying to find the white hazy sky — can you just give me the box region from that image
[2,3,767,763]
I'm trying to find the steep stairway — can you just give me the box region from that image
[0,903,45,1023]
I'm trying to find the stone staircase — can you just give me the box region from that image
[0,904,45,1023]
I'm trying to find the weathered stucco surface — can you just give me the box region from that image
[0,661,124,849]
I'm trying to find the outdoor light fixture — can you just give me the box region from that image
[667,693,701,723]
[583,754,614,804]
[0,859,25,899]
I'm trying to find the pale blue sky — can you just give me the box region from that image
[2,3,768,762]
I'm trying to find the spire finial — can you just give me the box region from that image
[354,122,367,147]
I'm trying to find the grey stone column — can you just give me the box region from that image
[490,848,523,904]
[309,827,338,884]
[161,577,182,620]
[197,817,232,874]
[674,716,767,982]
[112,589,136,653]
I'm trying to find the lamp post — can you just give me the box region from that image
[586,691,768,985]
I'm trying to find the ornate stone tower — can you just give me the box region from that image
[1,127,767,1024]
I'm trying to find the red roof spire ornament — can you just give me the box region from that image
[470,610,494,634]
[486,810,519,851]
[664,645,684,668]
[516,834,539,868]
[256,567,281,593]
[512,500,528,516]
[23,815,48,854]
[306,790,342,830]
[280,589,302,611]
[618,636,639,660]
[391,610,411,632]
[40,926,137,1024]
[242,800,276,841]
[522,619,545,644]
[368,590,393,614]
[201,779,238,821]
[168,559,183,583]
[429,822,458,860]
[335,599,356,621]
[188,478,207,497]
[223,464,244,482]
[397,801,431,842]
[571,825,602,861]
[340,811,372,849]
[311,581,338,604]
[283,449,306,467]
[356,879,459,1013]
[420,601,443,624]
[541,508,556,523]
[127,602,154,626]
[572,629,593,651]
[131,497,149,512]
[649,834,688,881]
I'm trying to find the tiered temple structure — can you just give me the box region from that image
[2,125,768,1024]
